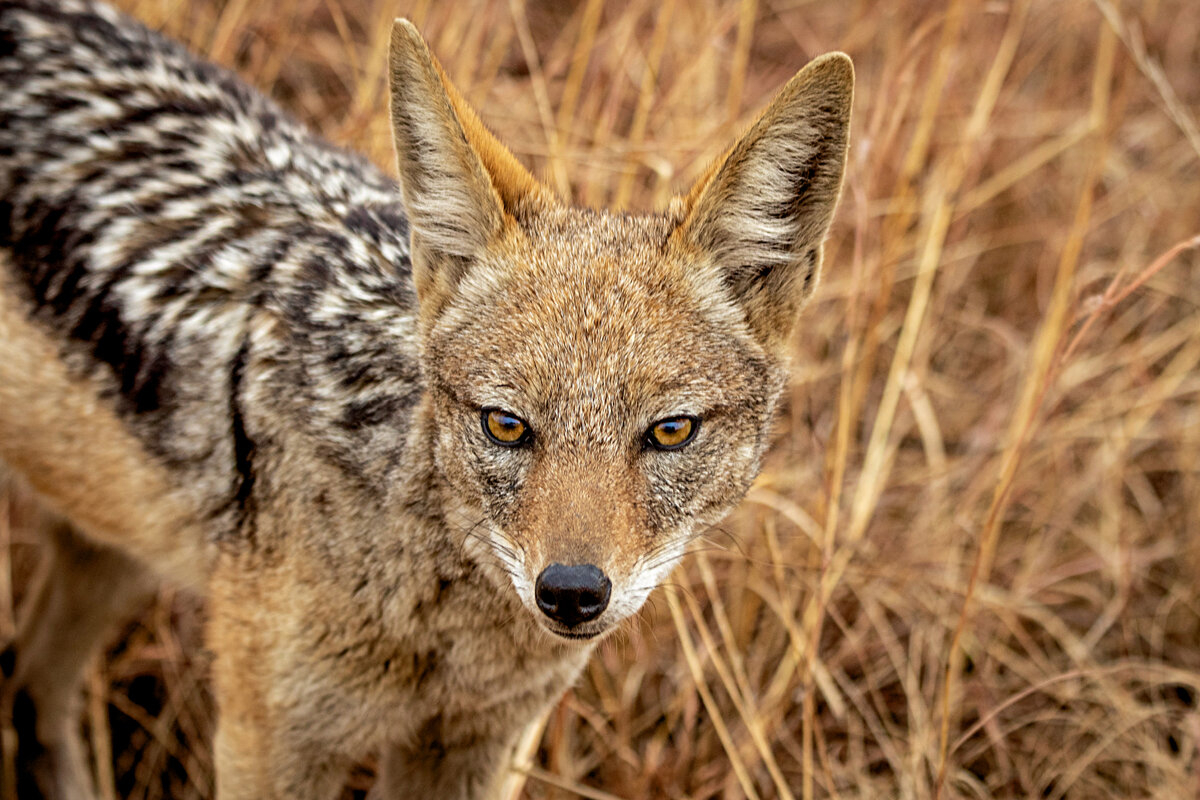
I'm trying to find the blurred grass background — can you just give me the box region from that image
[4,0,1200,797]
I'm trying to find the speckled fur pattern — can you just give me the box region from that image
[0,2,853,798]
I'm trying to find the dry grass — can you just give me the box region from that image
[4,0,1200,797]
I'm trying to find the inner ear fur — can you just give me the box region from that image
[675,52,854,355]
[387,20,548,315]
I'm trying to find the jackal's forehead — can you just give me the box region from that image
[426,209,772,428]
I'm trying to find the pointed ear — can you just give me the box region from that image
[676,53,853,354]
[388,20,547,316]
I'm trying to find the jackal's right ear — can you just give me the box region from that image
[388,20,547,318]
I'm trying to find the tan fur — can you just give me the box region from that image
[388,20,552,328]
[425,42,549,216]
[1,8,852,798]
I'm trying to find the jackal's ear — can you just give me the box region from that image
[388,20,547,316]
[676,53,853,355]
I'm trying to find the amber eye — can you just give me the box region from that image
[646,416,699,451]
[482,408,531,446]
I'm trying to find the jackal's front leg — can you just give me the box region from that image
[207,564,353,800]
[367,728,517,800]
[2,518,156,800]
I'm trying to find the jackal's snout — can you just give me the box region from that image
[534,563,612,629]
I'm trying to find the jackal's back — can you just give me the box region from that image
[0,0,420,558]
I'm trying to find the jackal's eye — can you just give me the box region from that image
[645,416,699,451]
[482,408,531,446]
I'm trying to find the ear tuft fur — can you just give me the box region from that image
[387,20,548,316]
[389,20,499,262]
[677,52,854,354]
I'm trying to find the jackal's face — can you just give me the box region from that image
[389,22,852,640]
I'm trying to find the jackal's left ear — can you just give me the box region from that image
[388,20,547,319]
[676,53,853,355]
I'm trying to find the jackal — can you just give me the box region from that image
[0,1,853,797]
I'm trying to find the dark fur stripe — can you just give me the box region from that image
[227,337,257,540]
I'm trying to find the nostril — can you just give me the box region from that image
[577,575,612,614]
[535,579,558,614]
[534,563,612,627]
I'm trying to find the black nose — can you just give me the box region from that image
[534,563,611,627]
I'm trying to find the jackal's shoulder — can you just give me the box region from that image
[0,0,423,538]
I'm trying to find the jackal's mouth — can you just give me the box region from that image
[551,627,603,641]
[538,620,608,642]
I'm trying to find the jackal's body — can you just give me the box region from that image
[0,1,853,797]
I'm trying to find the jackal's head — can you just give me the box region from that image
[388,21,852,641]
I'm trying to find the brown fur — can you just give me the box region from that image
[0,5,852,797]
